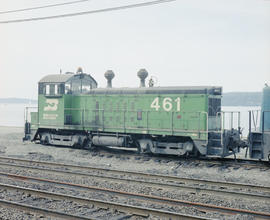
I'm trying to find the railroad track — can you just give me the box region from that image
[93,146,270,170]
[0,156,269,219]
[0,198,93,220]
[196,157,270,169]
[1,172,270,219]
[0,182,203,220]
[0,156,269,199]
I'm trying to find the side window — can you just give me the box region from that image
[71,78,82,94]
[90,78,97,89]
[65,83,71,94]
[82,80,91,93]
[55,84,58,95]
[59,84,65,94]
[49,84,55,95]
[38,83,43,95]
[45,85,50,95]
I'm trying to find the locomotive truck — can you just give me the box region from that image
[24,68,249,158]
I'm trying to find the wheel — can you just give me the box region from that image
[44,136,49,145]
[83,139,94,150]
[192,148,200,158]
[40,133,50,145]
[146,143,153,154]
[136,140,153,154]
[76,137,83,148]
[137,145,142,154]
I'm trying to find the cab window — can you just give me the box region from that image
[82,80,91,93]
[71,78,82,94]
[46,85,50,95]
[42,84,64,96]
[65,75,96,94]
[65,82,71,94]
[49,84,55,95]
[55,84,58,95]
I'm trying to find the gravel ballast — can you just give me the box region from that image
[0,126,269,219]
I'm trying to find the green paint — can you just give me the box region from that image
[33,92,216,142]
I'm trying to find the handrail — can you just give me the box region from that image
[217,111,241,130]
[24,106,38,123]
[25,106,212,141]
[248,110,261,133]
[200,111,208,146]
[215,111,242,150]
[216,112,223,148]
[63,108,209,139]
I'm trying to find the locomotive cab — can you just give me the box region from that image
[23,69,97,141]
[38,70,97,126]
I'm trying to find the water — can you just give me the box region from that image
[0,103,37,127]
[0,103,260,137]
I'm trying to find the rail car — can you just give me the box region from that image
[23,68,269,160]
[248,86,270,161]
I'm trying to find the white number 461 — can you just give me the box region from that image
[150,97,180,112]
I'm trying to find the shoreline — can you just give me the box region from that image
[0,125,23,128]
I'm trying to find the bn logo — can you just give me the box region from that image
[44,99,59,111]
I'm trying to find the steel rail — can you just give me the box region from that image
[99,147,270,168]
[197,157,270,169]
[0,198,96,220]
[0,156,269,195]
[0,182,207,220]
[1,172,270,219]
[0,160,269,203]
[98,145,270,167]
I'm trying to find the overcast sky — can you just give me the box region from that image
[0,0,270,99]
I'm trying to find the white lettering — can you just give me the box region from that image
[150,97,181,112]
[43,114,58,120]
[163,97,172,111]
[150,97,160,111]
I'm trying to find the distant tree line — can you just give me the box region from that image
[0,98,37,104]
[222,92,262,106]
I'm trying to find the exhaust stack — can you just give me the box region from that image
[137,69,148,87]
[104,70,115,88]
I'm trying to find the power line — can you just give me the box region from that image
[0,0,176,24]
[0,0,92,15]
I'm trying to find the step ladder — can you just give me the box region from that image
[249,132,263,159]
[207,132,224,156]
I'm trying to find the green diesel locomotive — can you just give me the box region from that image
[24,68,246,158]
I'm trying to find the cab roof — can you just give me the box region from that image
[39,73,97,85]
[39,73,74,83]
